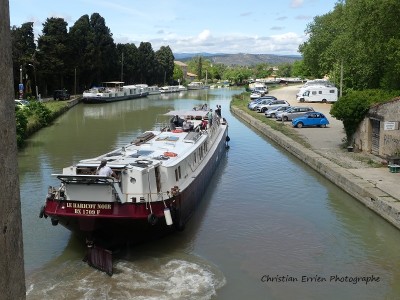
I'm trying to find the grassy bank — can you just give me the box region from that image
[26,101,69,136]
[16,99,71,148]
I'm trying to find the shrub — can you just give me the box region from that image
[330,89,400,144]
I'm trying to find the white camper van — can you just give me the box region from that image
[297,86,338,103]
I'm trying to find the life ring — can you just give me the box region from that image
[147,213,158,226]
[172,129,183,133]
[164,151,178,157]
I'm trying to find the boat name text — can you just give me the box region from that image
[66,202,112,215]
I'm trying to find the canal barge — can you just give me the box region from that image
[82,81,148,103]
[40,109,229,270]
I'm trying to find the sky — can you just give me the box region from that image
[9,0,338,55]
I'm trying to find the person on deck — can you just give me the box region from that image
[207,109,213,127]
[96,159,118,179]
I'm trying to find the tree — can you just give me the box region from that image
[155,46,175,85]
[173,63,184,83]
[88,13,118,84]
[117,43,140,84]
[0,0,26,298]
[137,42,156,84]
[37,17,69,95]
[10,22,36,96]
[69,15,93,92]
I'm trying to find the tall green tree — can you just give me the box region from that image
[37,17,69,95]
[117,43,140,84]
[69,15,93,91]
[155,46,175,85]
[10,22,36,96]
[137,42,156,84]
[88,13,118,85]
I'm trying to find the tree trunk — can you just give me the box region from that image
[0,1,26,299]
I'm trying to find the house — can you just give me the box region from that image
[353,98,400,159]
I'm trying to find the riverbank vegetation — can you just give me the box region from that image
[16,99,68,148]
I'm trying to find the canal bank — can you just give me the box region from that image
[231,105,400,230]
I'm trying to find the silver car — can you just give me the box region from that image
[265,106,291,118]
[256,100,290,113]
[276,106,315,121]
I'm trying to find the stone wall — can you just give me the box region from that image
[354,99,400,157]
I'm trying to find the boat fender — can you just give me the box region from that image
[164,151,178,157]
[164,208,173,226]
[226,135,230,142]
[147,213,158,226]
[51,218,59,226]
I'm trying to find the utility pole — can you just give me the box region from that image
[340,60,343,98]
[121,52,124,82]
[28,63,38,99]
[0,0,26,299]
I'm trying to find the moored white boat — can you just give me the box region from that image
[187,81,205,90]
[40,109,230,269]
[82,82,148,103]
[147,85,161,95]
[159,85,187,93]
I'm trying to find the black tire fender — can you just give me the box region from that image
[147,213,158,226]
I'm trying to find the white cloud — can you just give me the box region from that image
[291,0,304,8]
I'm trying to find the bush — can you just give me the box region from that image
[330,89,400,143]
[15,108,28,148]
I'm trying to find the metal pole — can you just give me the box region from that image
[74,67,77,96]
[340,60,343,98]
[28,63,38,99]
[19,65,22,99]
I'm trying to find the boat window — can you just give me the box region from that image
[178,166,181,179]
[175,169,179,181]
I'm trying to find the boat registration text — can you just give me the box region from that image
[65,202,113,215]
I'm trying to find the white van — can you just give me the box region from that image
[297,86,338,103]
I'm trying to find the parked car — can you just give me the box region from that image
[292,112,330,128]
[248,95,277,108]
[248,96,278,110]
[250,91,265,99]
[276,106,315,121]
[265,106,291,118]
[251,99,277,111]
[15,99,30,109]
[53,89,70,100]
[256,100,290,113]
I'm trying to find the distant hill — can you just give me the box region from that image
[174,53,302,66]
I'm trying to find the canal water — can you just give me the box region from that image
[20,88,400,299]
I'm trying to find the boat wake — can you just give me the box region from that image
[26,256,226,299]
